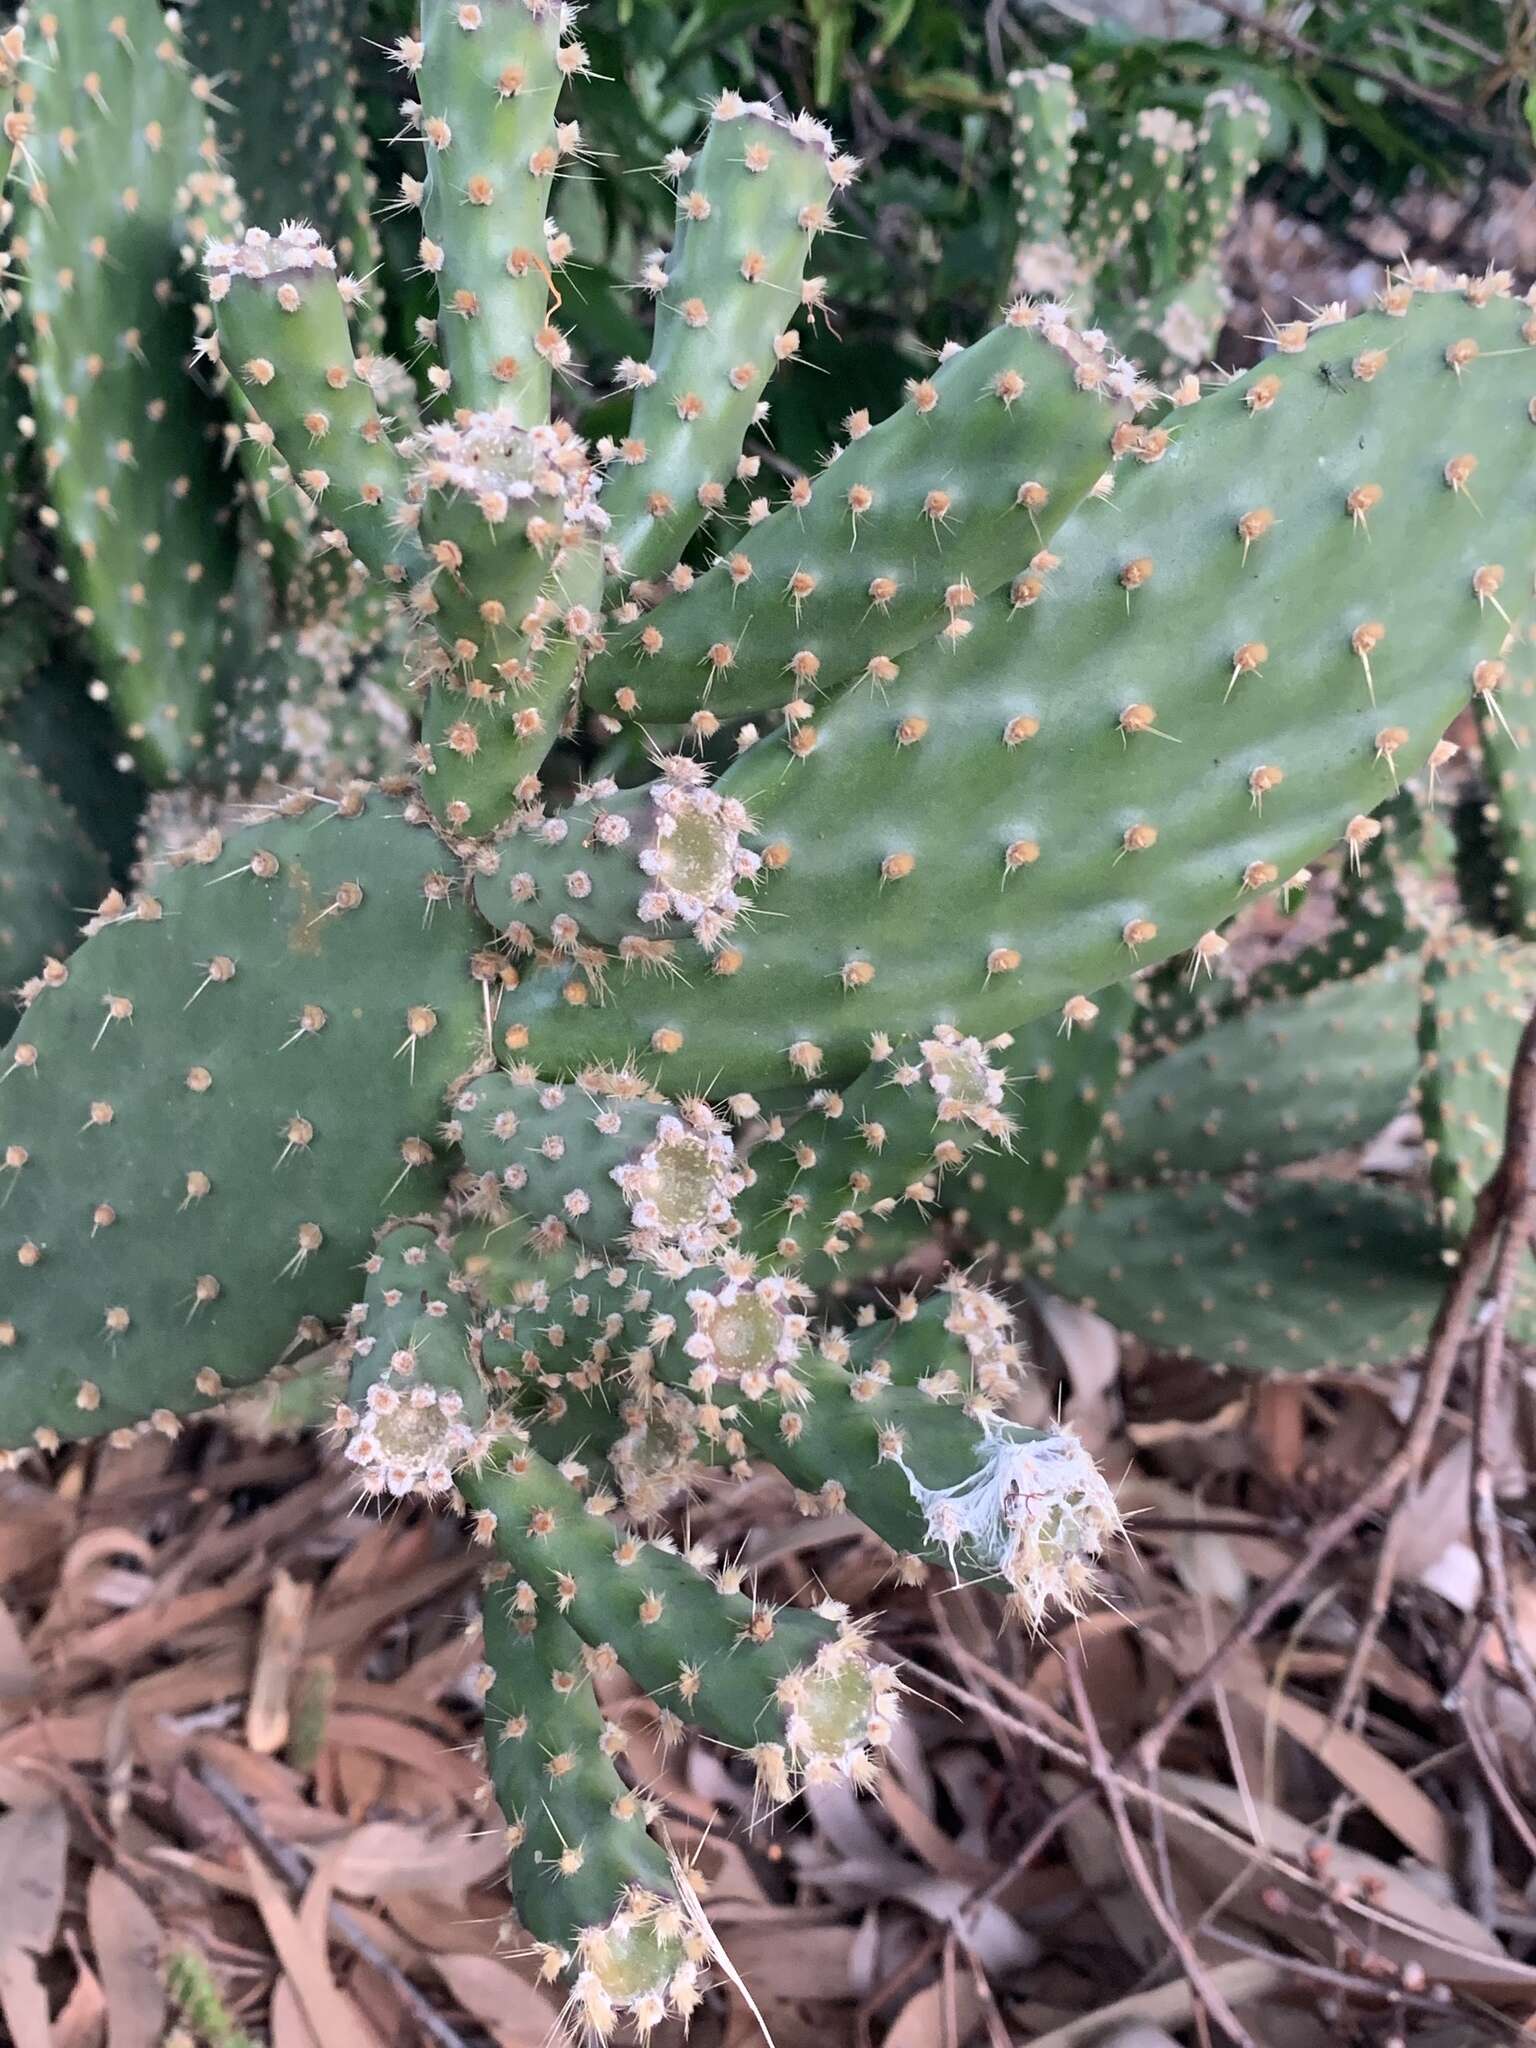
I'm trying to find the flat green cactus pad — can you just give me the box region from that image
[953,985,1133,1244]
[1418,928,1536,1239]
[1105,954,1419,1181]
[0,741,108,1021]
[0,795,483,1452]
[1035,1180,1445,1372]
[504,285,1536,1092]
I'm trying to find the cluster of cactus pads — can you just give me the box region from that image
[1008,63,1271,373]
[4,0,1536,2028]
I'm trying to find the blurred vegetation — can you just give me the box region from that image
[360,0,1533,465]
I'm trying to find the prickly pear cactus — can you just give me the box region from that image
[0,741,107,1020]
[1008,72,1271,372]
[5,0,243,778]
[0,794,482,1449]
[5,0,1536,2011]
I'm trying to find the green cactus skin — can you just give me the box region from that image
[407,0,579,423]
[289,1,385,305]
[599,98,851,588]
[637,1269,1121,1626]
[208,225,419,587]
[205,601,414,798]
[480,1586,703,2035]
[164,1947,262,2048]
[464,1436,898,1799]
[734,1025,1021,1270]
[1033,1179,1445,1374]
[337,1221,491,1496]
[506,284,1536,1094]
[1417,928,1536,1239]
[0,794,483,1454]
[457,1061,743,1272]
[1006,65,1079,301]
[409,413,605,833]
[1104,953,1418,1182]
[1479,668,1536,939]
[587,306,1138,727]
[1181,87,1271,283]
[183,0,383,286]
[6,0,242,780]
[0,740,108,1020]
[953,985,1134,1245]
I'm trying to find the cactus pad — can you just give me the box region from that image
[505,284,1536,1092]
[0,794,483,1452]
[1035,1181,1444,1373]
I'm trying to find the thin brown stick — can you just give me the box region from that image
[1125,1000,1536,1767]
[1333,1000,1536,1726]
[1467,1186,1536,1717]
[1065,1653,1260,2048]
[194,1756,474,2048]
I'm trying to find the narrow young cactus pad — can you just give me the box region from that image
[587,303,1137,724]
[1417,928,1536,1238]
[1006,65,1079,300]
[953,986,1132,1245]
[408,0,580,421]
[0,795,483,1453]
[509,282,1536,1091]
[480,1585,700,2032]
[600,97,851,587]
[182,0,381,281]
[1104,954,1418,1181]
[639,1271,1121,1625]
[734,1024,1021,1269]
[463,1438,898,1797]
[7,0,242,779]
[1035,1180,1444,1372]
[408,413,605,832]
[0,741,107,1020]
[208,226,417,586]
[338,1222,490,1499]
[458,1062,741,1274]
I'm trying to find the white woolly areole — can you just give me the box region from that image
[406,413,606,533]
[636,780,760,944]
[940,1273,1025,1398]
[343,1378,477,1499]
[611,1105,745,1272]
[1156,295,1221,366]
[1135,106,1196,153]
[206,220,338,282]
[895,1426,1122,1630]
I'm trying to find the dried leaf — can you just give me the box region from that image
[271,1974,323,2048]
[1226,1673,1452,1867]
[1025,1961,1282,2048]
[881,1973,983,2048]
[87,1866,166,2048]
[0,1800,66,1953]
[430,1953,563,2044]
[247,1570,314,1756]
[52,1956,109,2048]
[323,1820,506,1899]
[1160,1771,1536,1992]
[0,1950,52,2048]
[239,1846,380,2048]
